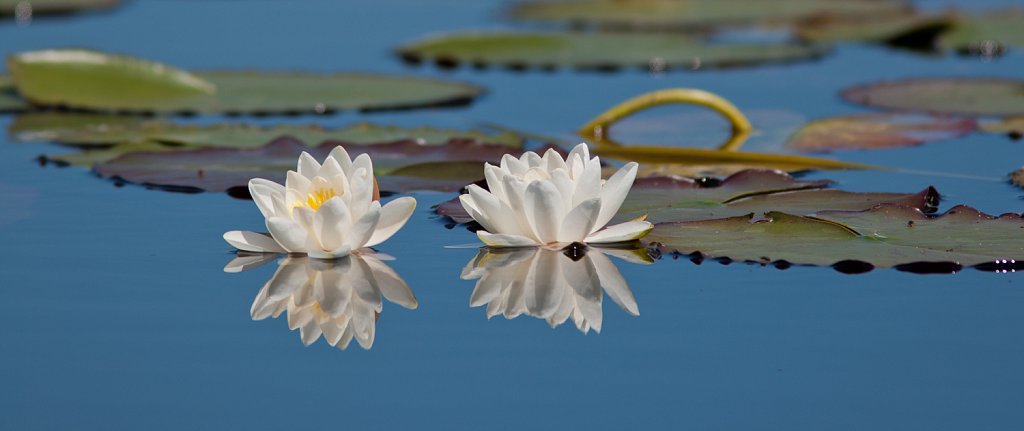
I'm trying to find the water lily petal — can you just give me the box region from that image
[285,170,311,195]
[525,249,562,319]
[573,157,602,206]
[543,147,567,172]
[314,197,352,252]
[346,201,381,249]
[365,197,416,248]
[550,169,575,213]
[567,143,590,166]
[266,217,310,253]
[589,250,639,316]
[249,178,284,218]
[558,198,601,243]
[297,152,321,179]
[501,175,537,239]
[500,153,527,176]
[593,162,639,232]
[525,180,563,244]
[477,231,539,247]
[351,154,373,179]
[484,163,508,203]
[468,184,524,236]
[585,220,653,244]
[309,245,352,259]
[316,156,343,181]
[364,256,417,309]
[223,230,286,253]
[327,146,354,172]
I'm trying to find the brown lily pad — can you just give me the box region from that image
[841,78,1024,117]
[785,113,977,152]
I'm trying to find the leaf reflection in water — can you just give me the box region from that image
[225,253,417,351]
[460,245,649,334]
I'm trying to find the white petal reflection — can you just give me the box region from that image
[239,254,416,351]
[460,246,647,334]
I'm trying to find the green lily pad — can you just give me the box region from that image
[0,0,119,17]
[842,78,1024,117]
[508,0,911,30]
[90,136,526,195]
[646,205,1024,270]
[939,9,1024,54]
[796,13,954,46]
[0,75,29,112]
[396,32,829,71]
[7,49,482,114]
[11,114,523,149]
[436,169,937,224]
[785,113,977,152]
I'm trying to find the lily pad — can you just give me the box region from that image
[0,0,119,17]
[11,115,523,149]
[785,113,977,152]
[981,116,1024,138]
[796,13,954,46]
[841,78,1024,117]
[939,9,1024,54]
[7,49,483,114]
[508,0,911,30]
[436,169,937,224]
[1011,167,1024,188]
[91,136,526,194]
[647,205,1024,269]
[396,32,829,71]
[0,75,29,112]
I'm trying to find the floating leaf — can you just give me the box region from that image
[397,32,828,71]
[980,116,1024,138]
[436,169,936,224]
[647,205,1024,270]
[842,78,1024,117]
[0,0,119,17]
[7,49,482,114]
[1011,166,1024,188]
[508,0,911,30]
[939,9,1024,54]
[12,114,523,149]
[0,75,29,112]
[91,137,524,194]
[785,113,977,152]
[796,13,954,46]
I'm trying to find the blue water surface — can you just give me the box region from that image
[2,1,1024,430]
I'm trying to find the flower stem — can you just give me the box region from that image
[578,88,753,151]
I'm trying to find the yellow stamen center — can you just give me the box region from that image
[306,188,337,211]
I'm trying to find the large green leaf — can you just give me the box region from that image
[648,205,1024,270]
[436,169,937,224]
[0,75,29,112]
[11,114,523,149]
[785,113,977,152]
[89,136,524,194]
[397,32,828,71]
[0,0,119,17]
[508,0,911,30]
[7,49,482,114]
[796,13,954,46]
[842,78,1024,117]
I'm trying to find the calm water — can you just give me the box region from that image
[3,1,1024,429]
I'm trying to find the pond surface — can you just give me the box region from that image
[3,1,1024,429]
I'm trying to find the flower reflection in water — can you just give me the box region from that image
[226,253,417,351]
[460,245,649,334]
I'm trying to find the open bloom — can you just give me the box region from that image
[459,143,652,248]
[460,247,643,334]
[248,255,417,350]
[223,147,416,259]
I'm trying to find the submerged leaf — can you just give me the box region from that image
[92,137,524,194]
[397,31,828,71]
[508,0,911,30]
[842,78,1024,117]
[12,114,523,149]
[785,113,977,152]
[7,49,482,114]
[647,205,1024,269]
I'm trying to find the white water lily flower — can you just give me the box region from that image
[223,147,417,259]
[460,247,642,334]
[249,255,417,350]
[460,143,652,248]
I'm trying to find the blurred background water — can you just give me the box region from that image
[2,0,1024,429]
